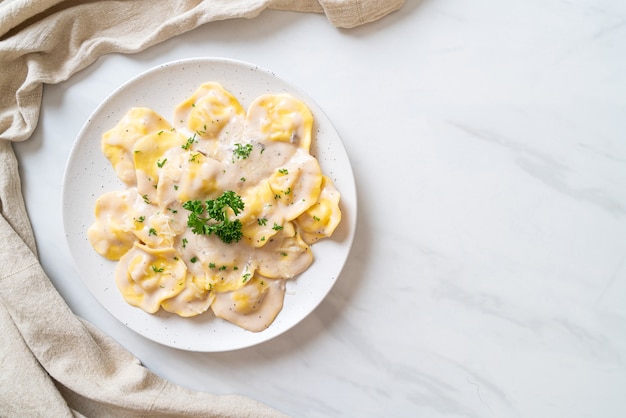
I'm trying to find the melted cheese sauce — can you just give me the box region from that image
[88,82,342,332]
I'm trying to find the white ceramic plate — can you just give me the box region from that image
[62,58,356,352]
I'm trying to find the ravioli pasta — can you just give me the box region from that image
[87,82,341,332]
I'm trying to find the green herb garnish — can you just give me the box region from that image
[182,191,245,244]
[182,134,197,150]
[233,143,253,160]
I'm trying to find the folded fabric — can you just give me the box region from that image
[0,0,404,416]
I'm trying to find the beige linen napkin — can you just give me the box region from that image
[0,0,404,416]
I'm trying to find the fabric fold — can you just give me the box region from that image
[0,140,36,254]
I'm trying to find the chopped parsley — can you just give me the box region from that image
[242,273,251,283]
[149,228,157,236]
[157,158,167,168]
[257,217,268,226]
[190,256,198,263]
[182,134,197,150]
[151,265,164,273]
[278,168,288,175]
[233,143,253,160]
[196,124,207,135]
[272,223,283,231]
[135,216,145,223]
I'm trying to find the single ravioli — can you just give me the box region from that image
[238,151,323,247]
[102,108,173,186]
[211,276,286,332]
[254,221,313,280]
[87,189,138,260]
[161,274,215,317]
[295,176,342,244]
[174,82,246,161]
[115,243,187,313]
[132,129,186,204]
[244,94,313,151]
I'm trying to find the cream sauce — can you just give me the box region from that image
[88,83,342,332]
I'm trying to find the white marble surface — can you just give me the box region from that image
[13,1,626,416]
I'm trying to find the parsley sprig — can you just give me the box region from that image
[182,191,245,244]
